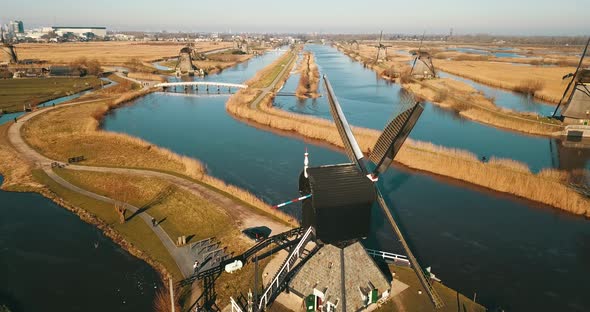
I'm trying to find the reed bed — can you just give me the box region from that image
[0,124,40,191]
[434,60,573,104]
[296,52,321,99]
[226,50,590,217]
[127,72,167,82]
[403,80,562,136]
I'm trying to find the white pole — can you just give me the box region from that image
[169,277,175,312]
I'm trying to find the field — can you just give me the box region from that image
[0,77,103,113]
[434,59,575,103]
[4,41,233,65]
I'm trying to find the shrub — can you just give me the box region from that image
[514,79,545,95]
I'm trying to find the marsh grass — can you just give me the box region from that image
[296,52,321,99]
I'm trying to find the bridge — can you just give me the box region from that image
[154,81,248,90]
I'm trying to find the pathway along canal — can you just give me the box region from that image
[0,176,161,311]
[103,50,590,311]
[276,44,590,173]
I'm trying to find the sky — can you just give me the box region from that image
[1,0,588,35]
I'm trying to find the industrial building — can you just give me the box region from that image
[51,26,107,38]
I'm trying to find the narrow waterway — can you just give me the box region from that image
[0,176,160,311]
[0,78,116,126]
[437,71,554,115]
[275,45,590,173]
[103,50,590,311]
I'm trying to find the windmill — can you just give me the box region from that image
[410,32,436,79]
[261,76,443,310]
[175,44,198,76]
[183,78,445,311]
[372,31,392,64]
[348,39,359,50]
[298,75,445,309]
[1,27,18,64]
[551,37,590,124]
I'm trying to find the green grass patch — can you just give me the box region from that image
[0,77,104,113]
[250,52,296,89]
[31,169,184,280]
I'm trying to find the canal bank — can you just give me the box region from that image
[103,48,590,311]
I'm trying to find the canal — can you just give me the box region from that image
[103,49,590,311]
[276,44,590,173]
[0,176,161,311]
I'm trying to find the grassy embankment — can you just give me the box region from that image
[19,76,295,226]
[335,43,565,136]
[50,169,263,306]
[0,77,104,113]
[226,49,590,217]
[376,265,485,312]
[295,51,321,99]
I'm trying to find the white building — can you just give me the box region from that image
[52,26,107,38]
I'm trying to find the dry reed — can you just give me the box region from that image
[296,52,321,99]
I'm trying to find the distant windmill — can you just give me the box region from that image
[410,32,436,79]
[348,39,360,50]
[0,27,18,64]
[552,37,590,123]
[372,31,392,64]
[175,43,198,76]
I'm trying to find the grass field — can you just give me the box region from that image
[376,265,485,312]
[3,41,233,65]
[0,77,103,113]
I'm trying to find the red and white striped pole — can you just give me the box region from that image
[272,194,312,209]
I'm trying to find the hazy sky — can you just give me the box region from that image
[2,0,588,35]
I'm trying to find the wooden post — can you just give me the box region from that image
[169,277,175,312]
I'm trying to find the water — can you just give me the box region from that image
[104,51,590,311]
[152,62,171,71]
[275,45,588,173]
[0,176,160,311]
[448,47,524,58]
[0,78,116,126]
[437,71,554,115]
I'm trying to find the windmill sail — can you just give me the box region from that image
[323,75,369,173]
[369,103,424,177]
[553,37,590,118]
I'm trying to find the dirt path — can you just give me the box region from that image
[7,94,292,280]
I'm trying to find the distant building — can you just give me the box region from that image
[52,26,107,38]
[9,21,24,33]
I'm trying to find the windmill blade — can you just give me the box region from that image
[375,188,444,309]
[323,75,369,173]
[552,36,590,117]
[369,102,424,178]
[10,45,18,63]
